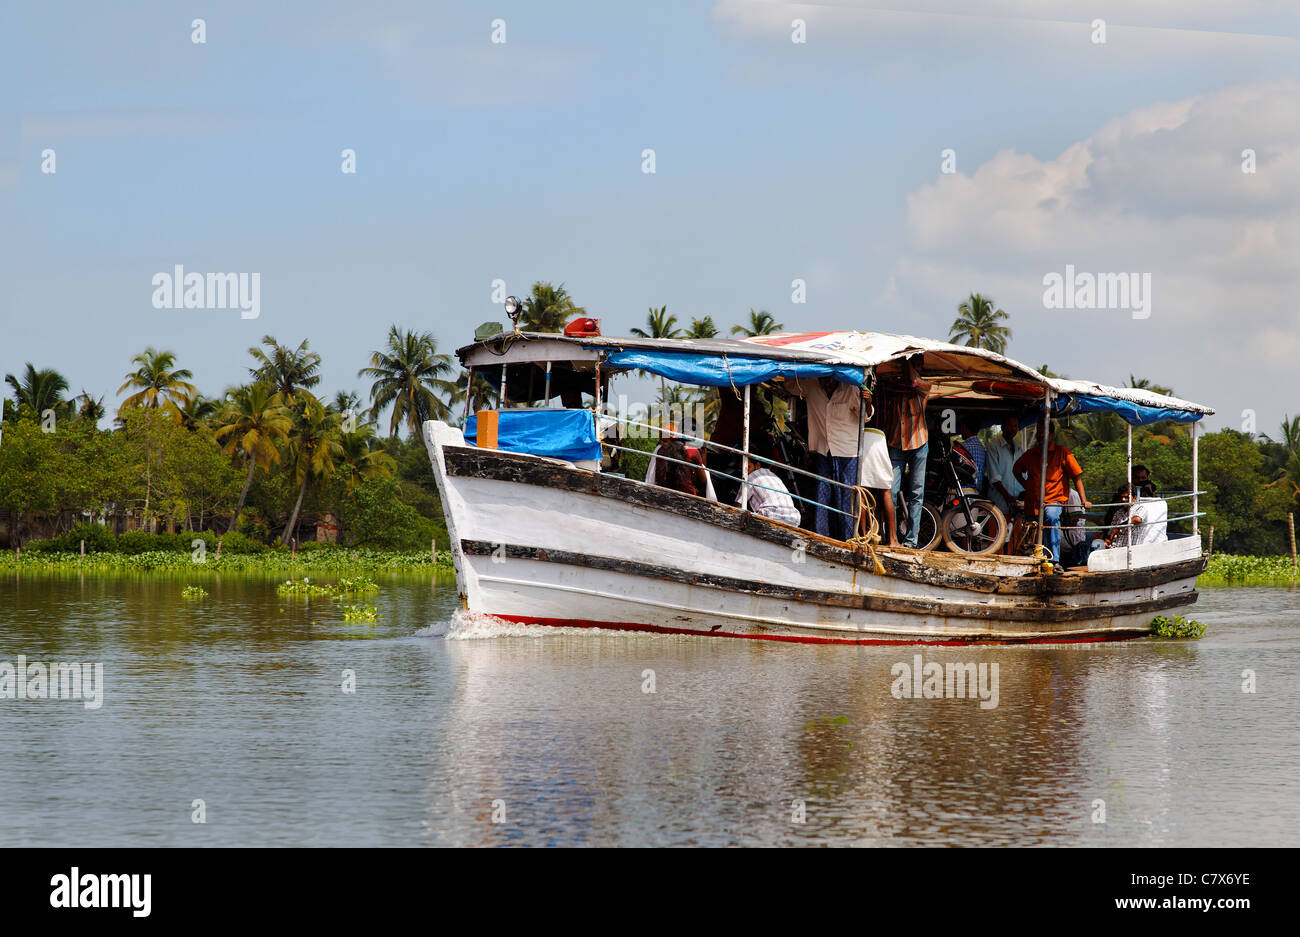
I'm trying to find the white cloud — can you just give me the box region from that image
[880,79,1300,424]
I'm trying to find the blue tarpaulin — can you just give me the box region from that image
[1050,394,1205,426]
[463,408,602,462]
[601,349,864,387]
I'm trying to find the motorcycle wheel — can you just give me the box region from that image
[940,500,1009,555]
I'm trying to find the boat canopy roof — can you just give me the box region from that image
[456,329,1214,425]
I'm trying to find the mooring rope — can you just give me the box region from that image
[847,485,886,575]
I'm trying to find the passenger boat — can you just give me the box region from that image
[423,320,1212,645]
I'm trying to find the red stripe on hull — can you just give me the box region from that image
[490,615,1146,646]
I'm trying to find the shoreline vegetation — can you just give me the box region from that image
[1,544,1292,585]
[0,545,454,575]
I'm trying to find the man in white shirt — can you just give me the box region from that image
[790,377,866,540]
[984,417,1025,517]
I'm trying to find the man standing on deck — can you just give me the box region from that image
[1013,418,1091,569]
[985,416,1025,517]
[789,376,866,540]
[880,355,932,548]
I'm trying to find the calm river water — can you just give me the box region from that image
[1,573,1296,846]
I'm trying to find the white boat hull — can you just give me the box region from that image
[424,422,1204,645]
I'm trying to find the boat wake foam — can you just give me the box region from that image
[413,609,645,641]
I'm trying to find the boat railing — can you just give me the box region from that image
[597,414,859,521]
[1069,491,1206,534]
[515,411,1209,538]
[598,441,857,521]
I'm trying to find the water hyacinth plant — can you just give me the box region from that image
[276,578,337,598]
[181,585,208,600]
[1150,615,1207,639]
[340,603,379,623]
[1201,554,1297,586]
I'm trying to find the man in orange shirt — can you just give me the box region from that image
[1013,418,1091,568]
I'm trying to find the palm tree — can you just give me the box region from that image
[453,369,496,419]
[631,306,680,340]
[71,389,106,423]
[337,422,398,495]
[359,325,458,437]
[1265,415,1300,501]
[175,393,218,432]
[631,306,681,401]
[279,391,344,545]
[213,383,293,533]
[685,316,719,339]
[950,294,1011,353]
[731,309,783,337]
[5,364,70,417]
[519,281,585,332]
[248,336,321,407]
[331,390,362,414]
[116,348,197,418]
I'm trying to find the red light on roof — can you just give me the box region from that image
[564,317,601,337]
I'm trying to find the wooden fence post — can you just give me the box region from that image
[1289,513,1296,578]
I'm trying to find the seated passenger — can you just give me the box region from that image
[653,438,708,497]
[646,426,716,500]
[1062,487,1090,567]
[1091,483,1134,551]
[736,444,802,526]
[1130,481,1168,545]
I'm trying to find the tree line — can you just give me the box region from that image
[3,284,1296,555]
[1,329,456,549]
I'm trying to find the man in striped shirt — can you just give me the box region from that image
[880,355,932,547]
[736,446,802,526]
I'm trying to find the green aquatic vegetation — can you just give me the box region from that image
[181,585,208,600]
[1200,554,1296,586]
[334,576,380,595]
[340,603,379,623]
[1150,615,1207,639]
[0,549,454,575]
[276,578,337,599]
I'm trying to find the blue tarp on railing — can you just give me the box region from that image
[1050,394,1205,426]
[463,408,602,462]
[601,349,864,387]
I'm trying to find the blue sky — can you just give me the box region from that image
[3,1,1298,434]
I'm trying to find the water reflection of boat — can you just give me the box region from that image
[424,327,1212,644]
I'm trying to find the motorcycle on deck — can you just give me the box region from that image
[896,437,1008,555]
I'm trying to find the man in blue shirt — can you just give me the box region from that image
[958,419,986,491]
